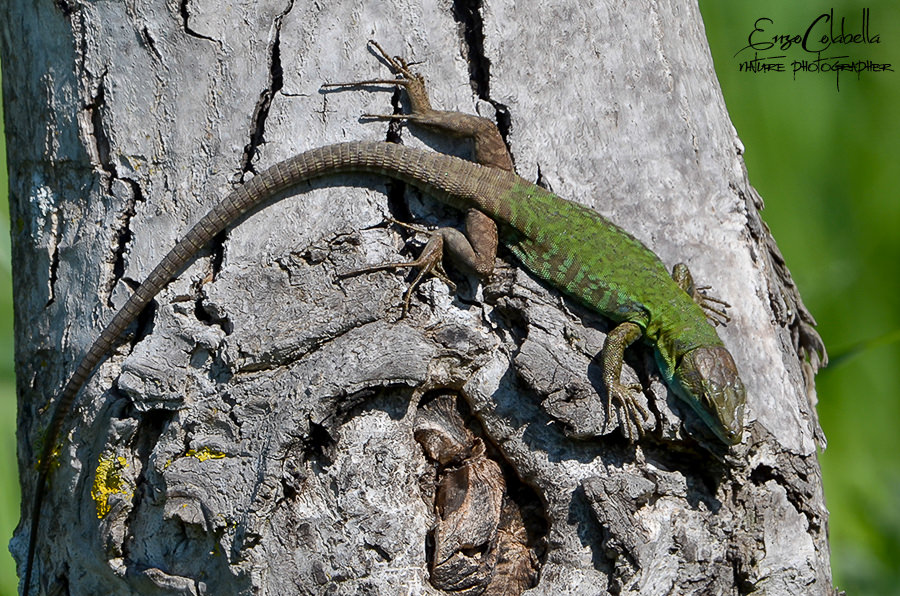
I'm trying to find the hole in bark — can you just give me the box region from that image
[193,296,233,335]
[731,553,756,595]
[54,0,77,16]
[131,298,159,349]
[750,462,815,528]
[208,229,227,280]
[365,541,394,563]
[302,419,336,468]
[415,392,547,594]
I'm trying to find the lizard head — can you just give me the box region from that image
[673,345,746,445]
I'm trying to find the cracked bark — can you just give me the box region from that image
[4,0,836,595]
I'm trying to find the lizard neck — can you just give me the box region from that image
[647,302,724,380]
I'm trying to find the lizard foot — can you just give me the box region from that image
[321,39,434,121]
[693,286,731,326]
[339,227,454,317]
[671,263,731,326]
[605,381,652,440]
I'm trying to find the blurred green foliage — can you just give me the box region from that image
[1,3,898,595]
[1,60,20,594]
[700,1,900,593]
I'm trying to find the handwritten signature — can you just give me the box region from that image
[735,8,879,57]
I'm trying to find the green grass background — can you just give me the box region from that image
[1,3,898,594]
[1,58,19,595]
[701,2,900,593]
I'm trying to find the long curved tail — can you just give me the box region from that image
[23,140,513,595]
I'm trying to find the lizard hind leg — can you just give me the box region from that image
[340,210,497,316]
[322,40,513,172]
[671,263,731,326]
[386,207,497,278]
[327,41,501,311]
[339,227,452,318]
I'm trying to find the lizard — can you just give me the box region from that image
[21,41,746,595]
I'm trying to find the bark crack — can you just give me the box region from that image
[452,0,513,157]
[383,85,413,221]
[46,213,61,307]
[139,26,163,62]
[107,177,144,307]
[121,409,174,564]
[84,71,116,190]
[197,0,295,296]
[238,0,294,177]
[80,71,147,306]
[233,317,379,375]
[179,0,218,43]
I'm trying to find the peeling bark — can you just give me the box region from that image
[4,0,836,594]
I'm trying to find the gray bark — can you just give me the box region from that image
[3,0,834,595]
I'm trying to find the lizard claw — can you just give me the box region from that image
[320,40,427,97]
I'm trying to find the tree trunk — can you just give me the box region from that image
[4,0,835,594]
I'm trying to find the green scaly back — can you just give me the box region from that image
[486,179,723,370]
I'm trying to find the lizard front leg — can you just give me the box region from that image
[671,263,731,326]
[600,321,652,439]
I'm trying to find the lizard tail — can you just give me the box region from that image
[23,140,514,595]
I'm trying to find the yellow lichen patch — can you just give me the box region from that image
[185,447,227,462]
[91,456,132,519]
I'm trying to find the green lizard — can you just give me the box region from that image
[22,41,745,595]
